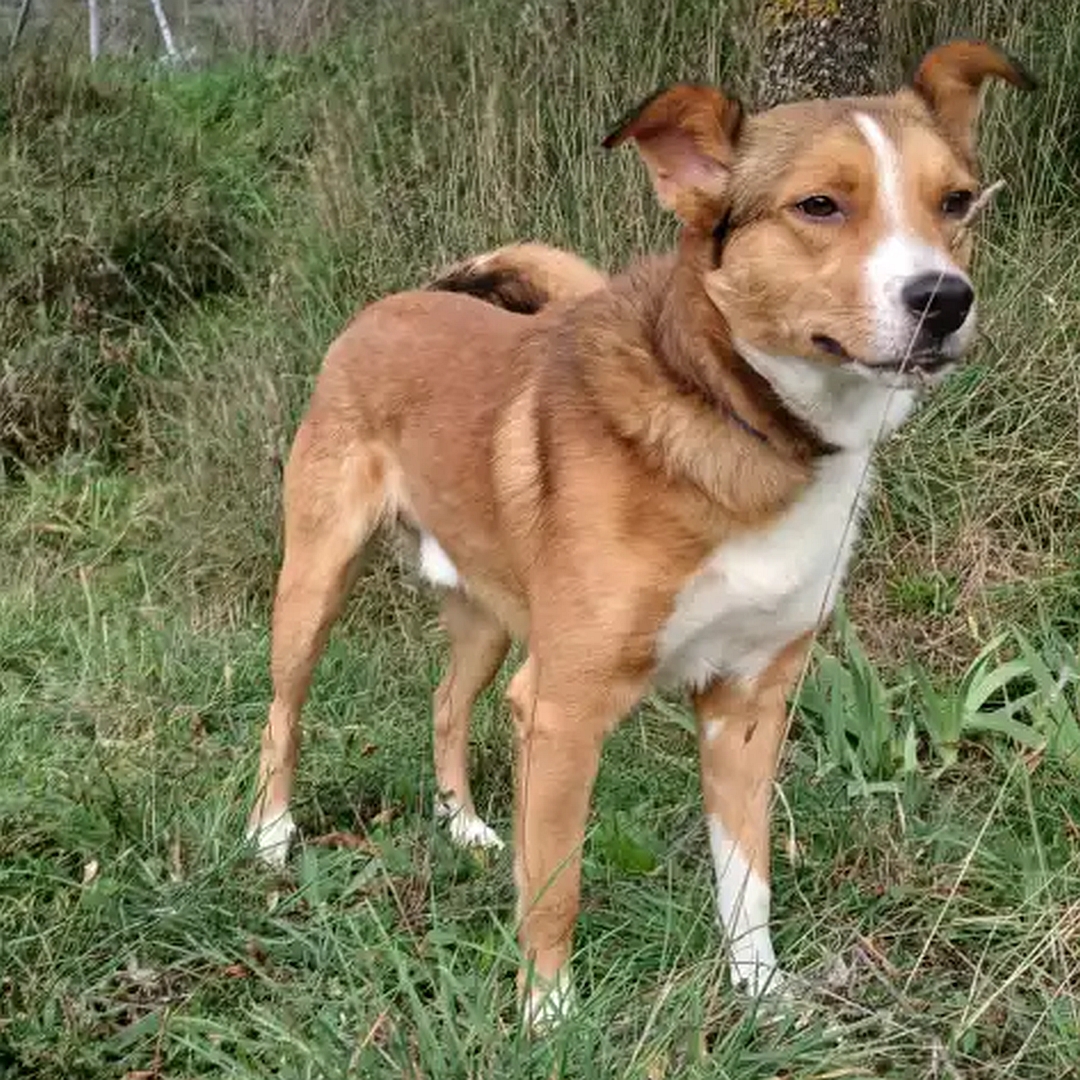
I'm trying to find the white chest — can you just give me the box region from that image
[655,450,872,688]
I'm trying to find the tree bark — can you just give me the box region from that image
[741,0,883,108]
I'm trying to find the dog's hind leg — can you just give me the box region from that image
[248,421,397,867]
[433,589,510,849]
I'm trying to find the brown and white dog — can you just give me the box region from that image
[248,42,1033,1025]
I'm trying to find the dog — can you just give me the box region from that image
[248,41,1033,1026]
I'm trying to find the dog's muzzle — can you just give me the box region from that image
[901,272,974,346]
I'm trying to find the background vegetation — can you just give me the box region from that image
[1,1,1077,1076]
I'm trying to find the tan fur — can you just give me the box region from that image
[429,242,606,315]
[433,590,510,821]
[476,242,609,303]
[912,40,1036,160]
[694,633,811,882]
[711,96,980,365]
[249,41,1032,1021]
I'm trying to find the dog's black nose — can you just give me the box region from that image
[901,273,974,338]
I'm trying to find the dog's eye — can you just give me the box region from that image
[942,189,975,218]
[794,195,842,221]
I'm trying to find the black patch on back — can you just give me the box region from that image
[428,265,548,315]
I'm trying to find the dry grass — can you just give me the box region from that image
[0,2,1078,1076]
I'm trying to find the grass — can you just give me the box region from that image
[1,0,1079,1076]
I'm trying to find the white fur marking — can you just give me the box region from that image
[738,341,917,449]
[854,113,904,232]
[853,112,975,362]
[248,809,297,869]
[656,427,887,688]
[708,815,781,995]
[658,332,922,690]
[435,796,504,850]
[705,719,727,745]
[524,969,575,1030]
[419,532,460,589]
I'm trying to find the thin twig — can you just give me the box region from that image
[774,176,1010,876]
[904,757,1019,994]
[9,0,32,55]
[148,0,180,60]
[772,779,799,866]
[956,179,1008,240]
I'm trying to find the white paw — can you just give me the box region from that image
[523,972,575,1032]
[730,956,788,999]
[435,797,505,850]
[247,809,296,868]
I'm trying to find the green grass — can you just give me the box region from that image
[2,1,1079,1076]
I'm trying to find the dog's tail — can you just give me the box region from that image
[426,242,606,314]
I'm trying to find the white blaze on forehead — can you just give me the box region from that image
[852,111,971,361]
[854,112,905,230]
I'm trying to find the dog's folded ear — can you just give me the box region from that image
[912,40,1036,159]
[603,85,743,225]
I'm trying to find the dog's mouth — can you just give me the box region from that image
[811,334,958,377]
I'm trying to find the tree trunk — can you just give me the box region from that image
[741,0,883,108]
[87,0,100,60]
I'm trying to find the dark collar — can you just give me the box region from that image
[731,347,841,459]
[720,394,770,445]
[708,212,770,444]
[711,210,733,267]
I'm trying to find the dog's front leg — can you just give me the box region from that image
[692,634,810,997]
[507,657,622,1030]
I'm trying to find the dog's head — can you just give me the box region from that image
[604,42,1035,387]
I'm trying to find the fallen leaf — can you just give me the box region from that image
[310,831,380,855]
[81,859,100,886]
[221,963,249,979]
[857,933,899,977]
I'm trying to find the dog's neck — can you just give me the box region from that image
[652,236,839,462]
[573,250,826,520]
[733,342,919,453]
[653,228,919,456]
